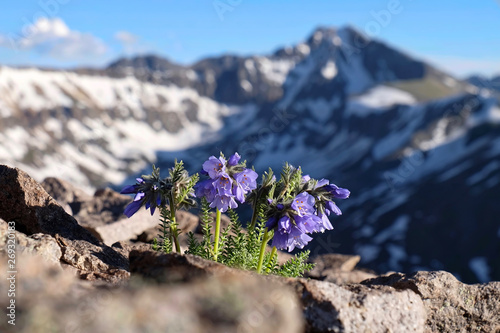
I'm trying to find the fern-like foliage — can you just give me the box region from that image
[156,207,173,253]
[274,251,315,278]
[186,202,315,278]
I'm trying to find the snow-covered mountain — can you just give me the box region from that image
[1,26,499,283]
[467,75,500,97]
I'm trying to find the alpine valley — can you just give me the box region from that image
[1,26,499,283]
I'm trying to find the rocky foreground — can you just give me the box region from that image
[0,165,499,333]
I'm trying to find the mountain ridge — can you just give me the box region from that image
[1,25,499,283]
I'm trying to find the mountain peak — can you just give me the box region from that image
[107,54,181,71]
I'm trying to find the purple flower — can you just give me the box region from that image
[197,153,259,211]
[227,152,241,166]
[121,184,138,194]
[287,226,313,252]
[124,200,143,218]
[326,200,342,216]
[120,176,164,217]
[269,215,315,252]
[120,178,144,194]
[232,169,258,203]
[266,216,278,229]
[209,194,238,213]
[195,179,216,202]
[214,175,233,196]
[295,214,322,233]
[123,192,145,218]
[272,227,290,250]
[234,169,258,190]
[318,213,334,232]
[325,184,350,199]
[202,156,227,179]
[316,178,329,188]
[279,215,292,233]
[291,192,316,217]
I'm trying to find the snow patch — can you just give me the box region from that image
[256,57,295,85]
[321,60,337,80]
[240,79,253,92]
[350,85,416,110]
[296,43,310,56]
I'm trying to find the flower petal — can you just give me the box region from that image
[120,185,137,194]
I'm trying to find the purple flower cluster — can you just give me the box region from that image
[195,153,258,212]
[121,177,162,217]
[266,178,350,252]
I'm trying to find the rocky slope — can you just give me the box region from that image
[1,165,499,333]
[1,26,499,283]
[467,75,500,93]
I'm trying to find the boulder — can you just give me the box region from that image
[363,271,500,333]
[286,278,426,332]
[0,165,129,282]
[0,249,304,333]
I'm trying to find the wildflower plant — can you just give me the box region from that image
[121,153,350,278]
[121,161,198,253]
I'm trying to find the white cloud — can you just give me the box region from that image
[0,17,107,59]
[114,30,152,55]
[424,55,500,78]
[115,31,138,44]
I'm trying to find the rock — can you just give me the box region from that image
[363,271,500,333]
[0,165,129,282]
[111,240,153,259]
[0,247,304,333]
[41,177,93,214]
[306,253,377,284]
[0,219,62,265]
[130,250,425,332]
[0,165,95,240]
[287,278,427,332]
[129,250,239,283]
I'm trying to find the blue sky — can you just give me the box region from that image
[0,0,498,78]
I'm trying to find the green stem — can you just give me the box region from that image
[170,222,180,253]
[265,246,277,273]
[257,228,270,274]
[213,208,221,261]
[169,193,181,253]
[249,191,261,230]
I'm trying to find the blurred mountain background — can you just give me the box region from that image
[0,1,499,283]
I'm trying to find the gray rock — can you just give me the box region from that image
[288,278,426,332]
[363,271,500,333]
